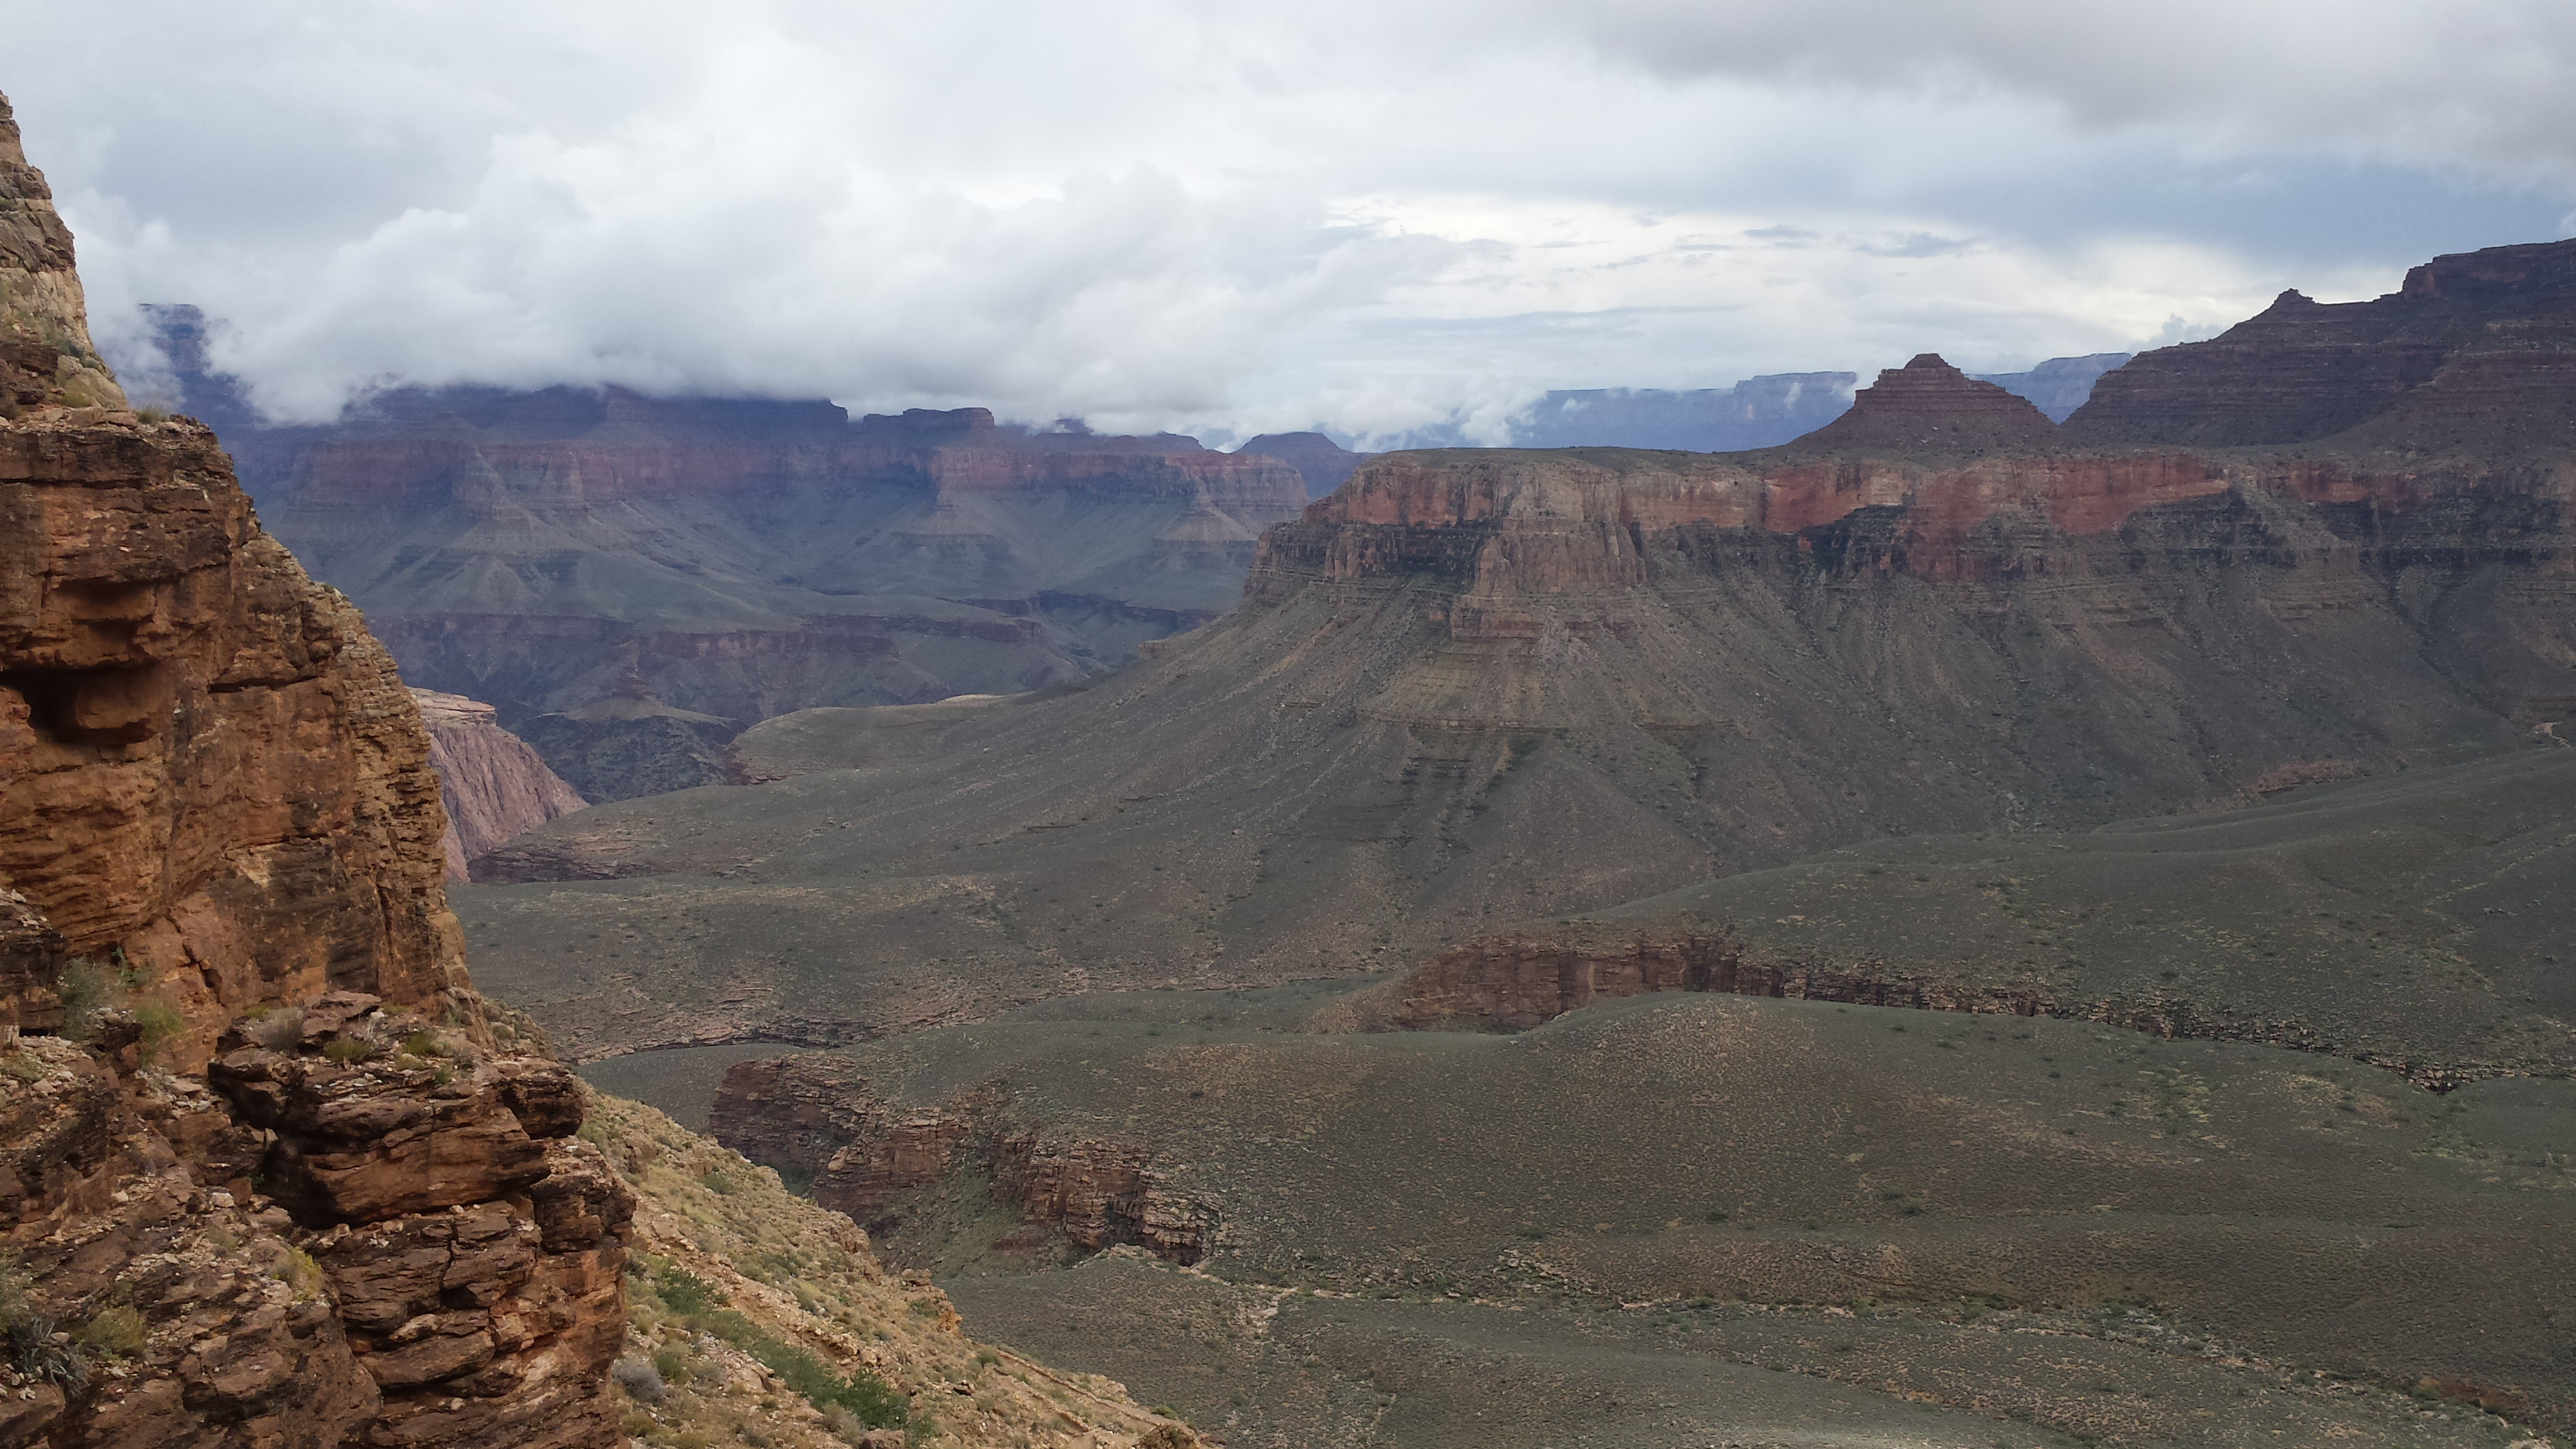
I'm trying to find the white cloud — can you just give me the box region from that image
[6,0,2570,436]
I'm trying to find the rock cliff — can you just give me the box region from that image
[710,1058,1212,1267]
[0,90,639,1449]
[465,240,2574,1061]
[161,370,1307,794]
[0,95,122,415]
[412,691,587,882]
[2065,237,2576,447]
[1,346,465,1068]
[1780,353,2061,454]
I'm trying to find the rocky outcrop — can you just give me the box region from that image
[2,124,466,1067]
[1379,927,2055,1032]
[710,1057,1211,1265]
[0,988,631,1449]
[1782,353,2061,454]
[200,992,632,1449]
[0,95,122,414]
[2065,238,2576,447]
[512,683,738,803]
[413,690,587,881]
[0,92,631,1449]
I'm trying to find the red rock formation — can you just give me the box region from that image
[207,993,632,1449]
[0,94,122,414]
[1784,353,2061,453]
[1387,929,2054,1032]
[0,92,631,1449]
[413,689,587,881]
[709,1056,1210,1264]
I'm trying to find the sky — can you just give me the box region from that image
[6,0,2574,444]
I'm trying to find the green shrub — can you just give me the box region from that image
[134,998,187,1054]
[74,1305,146,1357]
[249,1007,305,1050]
[323,1038,376,1065]
[402,1029,445,1058]
[655,1267,723,1315]
[0,1254,32,1334]
[271,1247,326,1301]
[674,1282,908,1428]
[56,960,114,1043]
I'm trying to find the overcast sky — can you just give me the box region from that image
[6,0,2573,443]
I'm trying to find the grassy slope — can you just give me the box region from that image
[711,990,2573,1445]
[583,1088,1200,1449]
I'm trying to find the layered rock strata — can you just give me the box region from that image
[2,130,466,1065]
[198,384,1307,753]
[2066,237,2576,447]
[1779,353,2061,454]
[0,95,122,414]
[412,689,587,881]
[710,1056,1211,1265]
[0,91,631,1449]
[0,991,633,1448]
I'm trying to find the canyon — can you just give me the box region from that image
[0,90,1196,1449]
[150,353,1308,799]
[465,275,2575,1061]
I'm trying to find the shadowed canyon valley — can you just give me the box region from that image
[4,71,2575,1449]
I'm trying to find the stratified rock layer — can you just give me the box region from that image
[467,290,2574,1058]
[0,93,122,414]
[0,89,631,1449]
[1784,353,2061,454]
[222,389,1309,754]
[710,1057,1212,1265]
[2066,238,2576,447]
[413,689,587,881]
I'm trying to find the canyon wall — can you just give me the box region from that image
[153,363,1309,799]
[0,90,637,1449]
[710,1057,1212,1267]
[2065,237,2576,447]
[463,284,2575,1059]
[414,690,588,881]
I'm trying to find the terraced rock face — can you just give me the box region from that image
[219,387,1308,766]
[466,386,2574,1058]
[2065,236,2576,447]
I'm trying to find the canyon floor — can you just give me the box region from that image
[597,984,2571,1447]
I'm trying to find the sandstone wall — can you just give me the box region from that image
[0,88,632,1449]
[0,412,469,1061]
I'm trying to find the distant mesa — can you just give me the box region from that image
[1505,372,1859,452]
[1783,352,2061,453]
[1234,431,1374,499]
[128,312,1312,792]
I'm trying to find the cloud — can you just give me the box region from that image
[6,0,2572,436]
